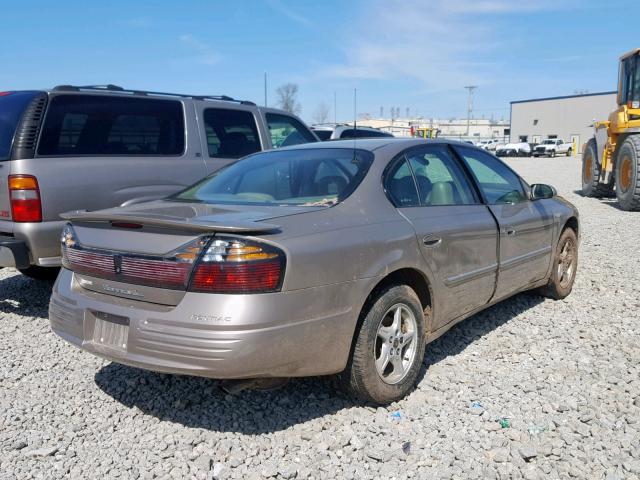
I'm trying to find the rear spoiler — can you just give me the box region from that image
[60,210,281,234]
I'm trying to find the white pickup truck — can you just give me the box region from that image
[532,138,573,157]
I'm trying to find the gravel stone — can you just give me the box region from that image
[0,158,639,479]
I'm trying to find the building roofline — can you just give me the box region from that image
[510,91,617,105]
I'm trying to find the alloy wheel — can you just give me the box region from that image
[374,304,418,384]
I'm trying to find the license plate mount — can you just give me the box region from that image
[90,310,130,351]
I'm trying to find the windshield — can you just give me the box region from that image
[542,140,555,144]
[0,91,39,160]
[175,148,374,206]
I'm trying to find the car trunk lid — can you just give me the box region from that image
[63,200,315,305]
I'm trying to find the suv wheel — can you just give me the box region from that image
[342,285,426,404]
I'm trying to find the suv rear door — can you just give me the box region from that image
[27,93,207,218]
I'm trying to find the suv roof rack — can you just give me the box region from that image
[51,84,256,105]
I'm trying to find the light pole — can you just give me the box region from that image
[464,85,477,137]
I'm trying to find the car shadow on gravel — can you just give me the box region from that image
[0,270,53,319]
[94,291,545,434]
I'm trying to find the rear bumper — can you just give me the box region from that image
[49,268,364,379]
[0,237,31,269]
[0,220,65,267]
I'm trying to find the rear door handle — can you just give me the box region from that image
[422,235,442,247]
[505,228,516,236]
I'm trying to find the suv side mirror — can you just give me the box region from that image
[530,183,556,200]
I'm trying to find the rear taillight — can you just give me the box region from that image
[61,226,285,294]
[189,237,285,293]
[9,175,42,222]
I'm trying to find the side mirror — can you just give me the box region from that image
[530,183,556,200]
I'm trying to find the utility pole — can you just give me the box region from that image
[264,72,267,107]
[464,85,477,137]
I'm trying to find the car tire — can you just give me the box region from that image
[581,138,614,197]
[550,149,556,158]
[614,135,640,211]
[566,148,572,157]
[342,285,426,404]
[538,227,578,300]
[18,266,60,281]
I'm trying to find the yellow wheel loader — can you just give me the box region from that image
[582,48,640,210]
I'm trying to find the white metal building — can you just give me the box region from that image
[510,91,617,151]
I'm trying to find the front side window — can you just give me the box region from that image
[454,147,527,204]
[204,108,261,158]
[405,146,477,206]
[38,95,184,156]
[265,113,317,148]
[174,148,372,206]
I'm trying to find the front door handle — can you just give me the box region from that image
[422,235,442,247]
[505,228,516,236]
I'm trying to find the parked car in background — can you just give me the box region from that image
[50,138,579,404]
[532,139,573,157]
[0,85,318,278]
[476,139,500,151]
[496,142,531,157]
[311,124,393,141]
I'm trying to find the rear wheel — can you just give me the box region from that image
[566,148,572,157]
[18,266,59,281]
[581,138,613,197]
[539,228,578,300]
[615,135,640,211]
[342,285,426,404]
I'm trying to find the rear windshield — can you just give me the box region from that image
[175,148,374,206]
[37,94,185,156]
[313,130,332,141]
[0,91,39,161]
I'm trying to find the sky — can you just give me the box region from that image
[0,0,638,124]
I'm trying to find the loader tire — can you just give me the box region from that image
[581,138,614,197]
[615,135,640,211]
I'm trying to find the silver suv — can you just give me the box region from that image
[0,85,318,278]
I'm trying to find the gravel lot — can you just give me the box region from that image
[1,156,639,480]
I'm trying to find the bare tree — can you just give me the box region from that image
[312,102,330,124]
[275,83,301,115]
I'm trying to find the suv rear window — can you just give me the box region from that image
[204,108,261,158]
[38,95,185,156]
[0,91,39,161]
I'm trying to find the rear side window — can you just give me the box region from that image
[385,158,419,207]
[38,95,185,156]
[0,91,39,161]
[266,113,317,148]
[203,109,261,158]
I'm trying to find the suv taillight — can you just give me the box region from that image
[9,175,42,222]
[189,237,285,294]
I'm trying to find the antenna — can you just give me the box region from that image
[334,91,337,124]
[353,88,357,154]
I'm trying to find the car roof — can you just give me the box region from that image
[276,137,475,154]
